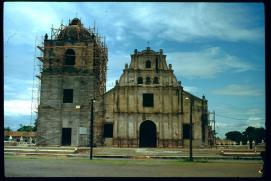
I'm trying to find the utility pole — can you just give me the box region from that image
[213,111,216,148]
[89,99,95,160]
[189,97,194,161]
[186,96,194,161]
[209,111,216,148]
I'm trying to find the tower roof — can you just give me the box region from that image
[69,18,81,26]
[57,18,92,41]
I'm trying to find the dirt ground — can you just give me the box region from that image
[4,155,263,177]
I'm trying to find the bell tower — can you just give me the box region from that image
[37,18,107,146]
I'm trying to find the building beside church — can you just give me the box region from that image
[37,18,209,148]
[37,18,107,146]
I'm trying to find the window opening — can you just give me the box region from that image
[103,123,113,138]
[64,49,75,65]
[146,77,151,85]
[143,93,154,107]
[63,89,73,103]
[137,77,143,84]
[153,77,159,84]
[183,124,192,139]
[146,60,151,68]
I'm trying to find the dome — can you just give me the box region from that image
[57,18,92,41]
[70,18,81,26]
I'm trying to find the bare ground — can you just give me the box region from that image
[4,155,263,177]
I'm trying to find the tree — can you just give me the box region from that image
[242,126,265,145]
[225,131,243,144]
[242,126,255,142]
[254,127,265,144]
[4,127,12,131]
[17,124,35,132]
[224,126,265,146]
[33,119,38,131]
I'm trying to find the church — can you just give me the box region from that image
[37,18,210,148]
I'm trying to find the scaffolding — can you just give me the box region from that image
[208,111,216,147]
[37,19,108,97]
[30,36,42,135]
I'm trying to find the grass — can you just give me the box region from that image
[5,155,211,166]
[181,158,209,163]
[5,155,261,167]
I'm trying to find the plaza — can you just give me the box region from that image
[5,155,263,177]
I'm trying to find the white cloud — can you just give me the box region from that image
[246,117,265,128]
[4,77,40,117]
[167,47,253,79]
[212,84,263,96]
[106,76,119,91]
[4,2,63,46]
[208,104,265,138]
[4,100,37,116]
[106,81,115,92]
[215,122,229,129]
[246,108,264,116]
[109,51,130,68]
[4,2,263,48]
[4,77,34,99]
[214,105,265,117]
[128,3,263,42]
[106,51,130,91]
[183,86,198,94]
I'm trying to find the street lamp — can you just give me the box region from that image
[185,96,194,161]
[90,99,95,160]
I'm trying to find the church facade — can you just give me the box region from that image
[96,47,209,148]
[37,18,209,148]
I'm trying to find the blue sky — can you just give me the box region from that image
[4,2,265,138]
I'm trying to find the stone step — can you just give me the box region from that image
[4,146,77,151]
[221,152,260,156]
[4,148,76,154]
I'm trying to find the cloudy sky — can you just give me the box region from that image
[4,2,265,138]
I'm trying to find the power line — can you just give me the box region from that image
[216,114,265,121]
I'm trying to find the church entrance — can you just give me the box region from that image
[139,120,157,147]
[61,128,71,146]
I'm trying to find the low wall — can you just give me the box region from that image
[215,144,265,151]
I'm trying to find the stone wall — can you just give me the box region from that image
[37,36,104,146]
[98,48,209,148]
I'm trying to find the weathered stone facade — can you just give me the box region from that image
[97,48,209,148]
[37,18,107,146]
[37,18,209,148]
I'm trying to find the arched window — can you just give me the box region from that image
[146,77,151,84]
[153,77,159,84]
[137,77,143,84]
[146,60,151,68]
[64,49,75,65]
